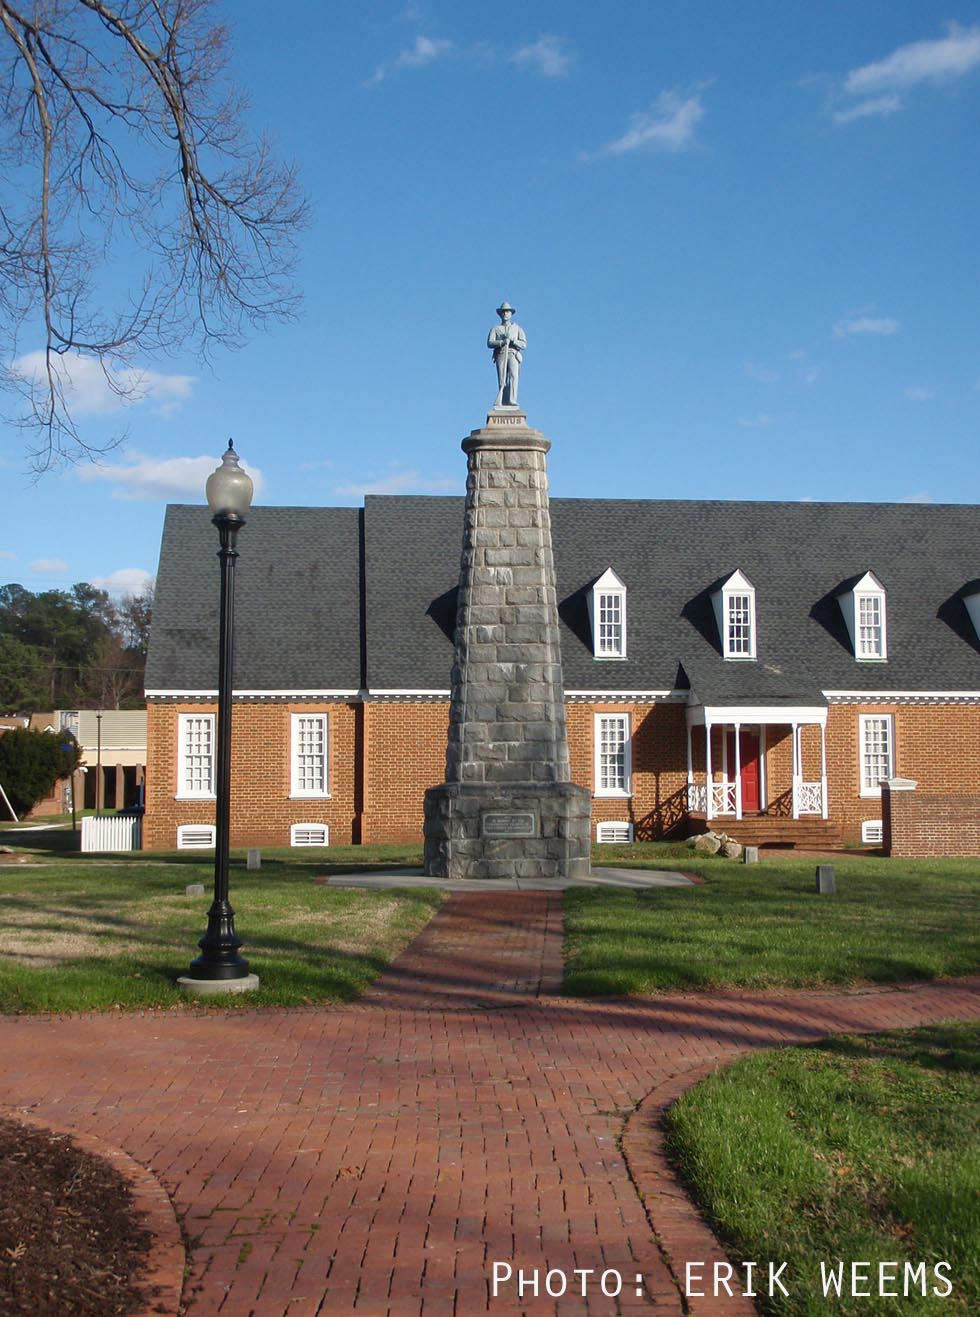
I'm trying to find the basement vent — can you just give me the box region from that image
[177,824,216,850]
[291,823,329,847]
[596,821,633,844]
[861,819,883,844]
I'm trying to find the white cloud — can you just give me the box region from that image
[900,491,934,504]
[834,23,980,123]
[745,362,779,384]
[367,35,453,85]
[832,94,903,125]
[804,366,821,385]
[30,558,68,574]
[904,385,933,401]
[833,314,901,338]
[737,413,775,429]
[845,24,980,96]
[298,458,335,472]
[511,35,573,79]
[334,468,456,496]
[76,449,266,502]
[10,350,193,417]
[88,568,155,597]
[0,550,15,561]
[594,89,705,157]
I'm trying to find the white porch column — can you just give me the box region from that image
[686,722,693,789]
[791,721,800,819]
[733,720,742,820]
[705,722,713,821]
[820,721,828,820]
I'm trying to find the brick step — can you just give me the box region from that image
[697,817,842,848]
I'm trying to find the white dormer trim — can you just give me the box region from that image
[963,587,980,644]
[712,569,757,660]
[588,568,627,659]
[839,571,887,661]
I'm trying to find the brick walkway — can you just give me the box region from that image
[0,892,977,1316]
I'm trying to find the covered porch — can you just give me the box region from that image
[685,703,829,827]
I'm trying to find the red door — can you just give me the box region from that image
[726,729,761,812]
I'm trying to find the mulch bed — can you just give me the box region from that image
[0,1117,153,1315]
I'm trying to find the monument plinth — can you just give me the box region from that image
[423,396,592,881]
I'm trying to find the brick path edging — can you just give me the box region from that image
[9,1112,184,1317]
[622,1062,757,1316]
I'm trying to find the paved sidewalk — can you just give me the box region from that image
[0,893,977,1316]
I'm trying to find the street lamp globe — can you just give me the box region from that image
[206,440,254,519]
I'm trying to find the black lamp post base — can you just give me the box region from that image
[177,971,260,996]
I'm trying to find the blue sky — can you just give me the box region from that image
[3,2,979,599]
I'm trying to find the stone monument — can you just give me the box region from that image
[423,304,592,880]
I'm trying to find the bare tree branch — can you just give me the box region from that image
[0,0,308,473]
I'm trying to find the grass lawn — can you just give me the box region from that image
[0,834,440,1011]
[563,844,980,995]
[663,1023,980,1315]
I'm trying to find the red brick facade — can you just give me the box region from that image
[144,697,980,852]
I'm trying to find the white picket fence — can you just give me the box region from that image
[81,814,142,853]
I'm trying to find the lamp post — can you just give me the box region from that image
[178,441,259,995]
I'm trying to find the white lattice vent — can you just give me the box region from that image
[596,821,633,844]
[177,824,216,849]
[861,819,883,844]
[291,823,329,847]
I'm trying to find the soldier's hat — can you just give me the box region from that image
[496,301,516,315]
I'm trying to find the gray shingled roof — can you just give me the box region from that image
[146,505,362,691]
[147,496,980,699]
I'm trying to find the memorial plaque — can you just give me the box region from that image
[481,812,536,839]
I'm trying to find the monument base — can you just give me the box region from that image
[423,781,592,881]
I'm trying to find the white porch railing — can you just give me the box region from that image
[712,781,737,815]
[793,778,825,816]
[81,814,141,853]
[687,781,738,815]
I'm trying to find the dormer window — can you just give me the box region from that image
[589,568,627,659]
[712,570,757,660]
[839,571,887,661]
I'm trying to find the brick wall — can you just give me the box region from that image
[826,703,980,845]
[145,698,980,850]
[361,701,450,844]
[144,701,359,850]
[883,782,980,857]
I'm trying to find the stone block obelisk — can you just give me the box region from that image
[423,303,591,880]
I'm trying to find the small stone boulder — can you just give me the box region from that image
[693,832,722,855]
[721,840,744,860]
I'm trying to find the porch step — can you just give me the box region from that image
[701,817,842,849]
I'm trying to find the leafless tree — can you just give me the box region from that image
[0,0,307,473]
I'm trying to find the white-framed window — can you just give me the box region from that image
[588,568,627,659]
[713,570,757,659]
[177,713,215,798]
[291,822,329,847]
[177,824,215,849]
[595,713,632,796]
[290,714,329,797]
[727,593,754,656]
[860,715,894,795]
[856,590,886,659]
[861,819,884,844]
[596,820,634,843]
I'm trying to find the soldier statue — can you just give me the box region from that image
[487,301,527,408]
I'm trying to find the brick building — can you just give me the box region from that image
[143,496,980,852]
